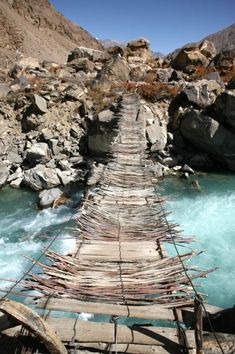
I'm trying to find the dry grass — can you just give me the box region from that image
[122,81,181,101]
[194,65,216,78]
[88,86,118,112]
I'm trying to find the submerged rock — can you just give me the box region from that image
[38,188,63,208]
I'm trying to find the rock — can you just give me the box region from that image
[146,121,167,151]
[10,177,23,189]
[22,114,41,132]
[41,128,53,141]
[7,167,23,182]
[38,188,63,208]
[0,166,10,188]
[127,38,150,50]
[68,57,95,73]
[216,89,235,130]
[156,68,174,82]
[57,170,76,185]
[98,109,113,122]
[199,40,216,58]
[106,46,125,57]
[149,163,163,178]
[171,47,209,71]
[65,86,85,100]
[181,164,194,174]
[32,94,47,114]
[0,83,10,98]
[7,151,23,165]
[106,55,130,81]
[127,38,152,62]
[24,165,61,191]
[183,79,223,108]
[160,156,179,167]
[68,47,109,63]
[26,142,51,165]
[214,49,235,71]
[180,109,235,170]
[70,126,81,138]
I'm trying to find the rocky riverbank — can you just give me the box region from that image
[0,38,235,206]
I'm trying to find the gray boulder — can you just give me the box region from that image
[26,142,51,164]
[38,188,63,208]
[180,109,235,170]
[183,79,223,108]
[68,47,109,63]
[146,121,167,151]
[171,46,209,71]
[24,165,61,191]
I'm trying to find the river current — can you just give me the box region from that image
[0,173,234,312]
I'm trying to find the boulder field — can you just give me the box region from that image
[0,38,235,206]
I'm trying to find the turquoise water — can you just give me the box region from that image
[159,174,235,309]
[0,174,234,315]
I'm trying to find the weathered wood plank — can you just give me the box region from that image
[46,318,196,348]
[34,297,176,321]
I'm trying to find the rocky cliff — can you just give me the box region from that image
[0,0,102,67]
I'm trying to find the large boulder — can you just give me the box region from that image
[199,40,216,59]
[171,46,209,71]
[214,49,235,71]
[26,142,51,165]
[38,188,63,208]
[67,47,109,63]
[104,55,130,81]
[183,79,223,108]
[180,109,235,170]
[146,121,167,151]
[126,38,152,62]
[216,89,235,130]
[24,165,61,191]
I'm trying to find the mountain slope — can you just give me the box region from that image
[203,23,235,53]
[0,0,103,67]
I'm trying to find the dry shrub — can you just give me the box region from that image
[122,81,181,101]
[88,86,118,112]
[195,65,216,77]
[144,71,157,83]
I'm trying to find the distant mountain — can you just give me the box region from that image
[168,22,235,59]
[0,0,103,67]
[202,22,235,53]
[100,39,126,48]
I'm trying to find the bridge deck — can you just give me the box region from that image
[0,94,216,353]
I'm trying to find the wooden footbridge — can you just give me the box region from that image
[0,94,233,353]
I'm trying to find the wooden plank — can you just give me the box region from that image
[46,318,196,348]
[78,342,182,354]
[34,297,176,321]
